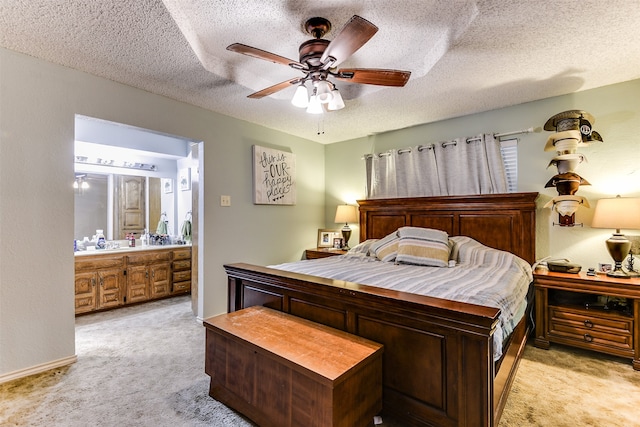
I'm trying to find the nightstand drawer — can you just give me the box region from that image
[549,306,633,334]
[549,306,633,351]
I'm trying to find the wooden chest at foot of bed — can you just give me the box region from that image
[204,306,383,427]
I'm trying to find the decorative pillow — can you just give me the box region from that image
[347,239,379,256]
[395,227,450,267]
[370,231,400,262]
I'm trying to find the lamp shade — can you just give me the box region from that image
[306,95,323,114]
[335,204,358,224]
[592,196,640,231]
[291,84,309,108]
[327,88,345,111]
[315,80,333,104]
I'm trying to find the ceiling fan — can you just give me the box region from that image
[226,15,411,112]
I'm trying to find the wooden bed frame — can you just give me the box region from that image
[224,192,538,427]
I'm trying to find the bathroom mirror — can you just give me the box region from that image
[74,173,166,241]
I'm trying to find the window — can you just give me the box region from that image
[500,138,518,193]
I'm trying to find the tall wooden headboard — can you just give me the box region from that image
[357,192,538,264]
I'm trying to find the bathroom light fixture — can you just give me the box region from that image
[591,195,640,278]
[75,156,157,171]
[74,174,90,194]
[334,204,358,249]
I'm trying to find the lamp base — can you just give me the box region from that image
[341,225,352,250]
[605,234,632,279]
[606,268,632,279]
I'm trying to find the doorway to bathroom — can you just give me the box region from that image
[73,115,204,317]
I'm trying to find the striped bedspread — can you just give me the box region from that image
[269,236,533,361]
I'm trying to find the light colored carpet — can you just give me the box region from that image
[1,296,638,426]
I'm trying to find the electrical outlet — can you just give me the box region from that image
[220,195,231,206]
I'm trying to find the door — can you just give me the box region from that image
[116,175,145,239]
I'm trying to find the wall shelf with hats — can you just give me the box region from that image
[542,110,603,227]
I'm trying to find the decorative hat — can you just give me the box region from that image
[544,130,585,153]
[544,110,595,132]
[543,195,590,216]
[546,153,587,174]
[544,172,591,195]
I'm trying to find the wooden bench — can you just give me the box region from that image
[204,306,383,427]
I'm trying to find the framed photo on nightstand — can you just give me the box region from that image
[317,229,341,248]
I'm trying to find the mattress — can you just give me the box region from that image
[270,236,533,360]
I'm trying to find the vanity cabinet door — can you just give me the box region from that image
[150,262,171,298]
[127,265,150,304]
[75,272,97,314]
[97,268,124,309]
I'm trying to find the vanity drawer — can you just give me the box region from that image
[173,249,191,261]
[127,250,171,265]
[173,270,191,282]
[76,255,124,271]
[173,260,191,270]
[172,280,191,293]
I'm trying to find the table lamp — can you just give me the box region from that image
[591,196,640,278]
[334,204,358,250]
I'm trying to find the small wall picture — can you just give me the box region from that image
[179,168,191,191]
[162,178,173,194]
[318,229,341,248]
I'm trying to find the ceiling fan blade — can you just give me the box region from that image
[320,15,378,67]
[247,78,302,99]
[335,68,411,87]
[227,43,304,69]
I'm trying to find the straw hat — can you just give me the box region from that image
[543,130,585,153]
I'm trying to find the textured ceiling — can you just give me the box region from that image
[2,1,640,144]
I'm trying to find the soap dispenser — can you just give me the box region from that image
[96,229,106,249]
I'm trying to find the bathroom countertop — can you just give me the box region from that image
[74,244,191,256]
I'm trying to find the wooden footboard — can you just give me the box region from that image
[225,263,515,427]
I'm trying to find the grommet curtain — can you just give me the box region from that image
[365,134,508,199]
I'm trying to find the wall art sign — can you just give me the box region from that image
[253,145,296,205]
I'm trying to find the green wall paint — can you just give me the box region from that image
[325,79,640,269]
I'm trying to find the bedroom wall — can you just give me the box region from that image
[0,47,325,379]
[324,79,640,270]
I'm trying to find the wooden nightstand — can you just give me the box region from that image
[305,248,348,259]
[533,270,640,370]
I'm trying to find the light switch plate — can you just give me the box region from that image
[220,195,231,206]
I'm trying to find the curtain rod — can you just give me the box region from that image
[362,127,538,159]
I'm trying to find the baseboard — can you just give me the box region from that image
[0,355,78,385]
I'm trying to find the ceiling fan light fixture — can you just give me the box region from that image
[291,84,309,108]
[314,80,333,104]
[327,88,345,111]
[306,94,323,114]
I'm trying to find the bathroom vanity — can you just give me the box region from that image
[74,245,191,315]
